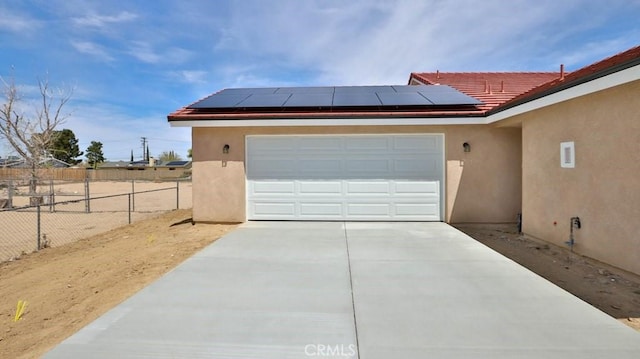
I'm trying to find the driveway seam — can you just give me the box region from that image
[343,222,360,359]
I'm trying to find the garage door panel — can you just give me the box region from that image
[251,137,297,151]
[299,181,342,194]
[345,159,391,176]
[297,137,342,151]
[346,137,390,151]
[393,135,440,152]
[298,159,342,174]
[395,181,439,195]
[347,203,391,216]
[394,157,440,174]
[395,203,439,217]
[253,202,296,216]
[300,203,343,216]
[248,159,294,178]
[346,181,390,194]
[247,135,443,221]
[251,181,295,195]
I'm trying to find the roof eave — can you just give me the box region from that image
[167,109,486,122]
[489,54,640,116]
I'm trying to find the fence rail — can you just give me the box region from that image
[0,179,190,263]
[0,167,190,181]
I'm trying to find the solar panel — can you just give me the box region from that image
[188,94,249,108]
[334,86,395,94]
[333,93,382,106]
[420,90,482,105]
[219,88,278,95]
[284,93,334,107]
[378,92,433,106]
[237,94,291,107]
[390,85,445,93]
[165,161,189,166]
[275,87,334,94]
[187,85,483,109]
[392,85,481,105]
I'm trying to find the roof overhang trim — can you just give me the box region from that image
[170,117,488,128]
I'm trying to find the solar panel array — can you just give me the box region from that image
[188,85,482,109]
[164,160,190,167]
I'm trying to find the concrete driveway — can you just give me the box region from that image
[46,222,640,358]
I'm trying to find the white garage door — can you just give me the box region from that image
[246,134,444,221]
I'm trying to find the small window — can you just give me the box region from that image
[560,141,575,168]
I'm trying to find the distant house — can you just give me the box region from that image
[2,157,71,168]
[98,159,191,171]
[0,156,21,168]
[99,160,149,170]
[156,160,192,171]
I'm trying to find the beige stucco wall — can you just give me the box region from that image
[191,124,521,224]
[519,79,640,275]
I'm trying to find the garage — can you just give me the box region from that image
[246,134,444,221]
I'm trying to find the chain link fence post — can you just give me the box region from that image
[37,203,41,250]
[49,179,55,212]
[8,179,13,208]
[128,193,132,224]
[84,177,91,213]
[176,179,180,210]
[131,179,135,212]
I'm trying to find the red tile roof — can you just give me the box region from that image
[411,45,640,114]
[496,45,640,112]
[409,72,561,111]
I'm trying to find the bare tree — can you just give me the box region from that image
[0,74,72,204]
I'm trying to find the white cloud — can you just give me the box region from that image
[128,41,161,64]
[171,70,208,84]
[163,48,194,65]
[551,35,640,70]
[211,0,638,85]
[128,42,194,65]
[70,40,115,62]
[73,11,138,28]
[0,14,36,33]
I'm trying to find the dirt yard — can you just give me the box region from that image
[454,223,640,331]
[2,219,639,358]
[0,181,192,263]
[0,209,236,359]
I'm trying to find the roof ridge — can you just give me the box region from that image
[414,71,562,74]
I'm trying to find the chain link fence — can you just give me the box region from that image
[0,179,191,262]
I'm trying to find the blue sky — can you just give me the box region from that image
[1,0,639,161]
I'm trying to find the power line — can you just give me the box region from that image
[140,137,147,160]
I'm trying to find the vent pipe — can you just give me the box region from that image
[560,64,565,80]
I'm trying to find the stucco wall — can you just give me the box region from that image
[520,79,640,275]
[192,125,521,224]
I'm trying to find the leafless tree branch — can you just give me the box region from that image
[0,73,73,199]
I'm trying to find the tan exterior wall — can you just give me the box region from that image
[192,125,521,224]
[519,79,640,275]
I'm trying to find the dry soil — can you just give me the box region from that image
[0,209,236,359]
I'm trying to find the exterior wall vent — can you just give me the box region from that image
[560,141,575,168]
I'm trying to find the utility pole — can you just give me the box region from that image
[140,137,147,160]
